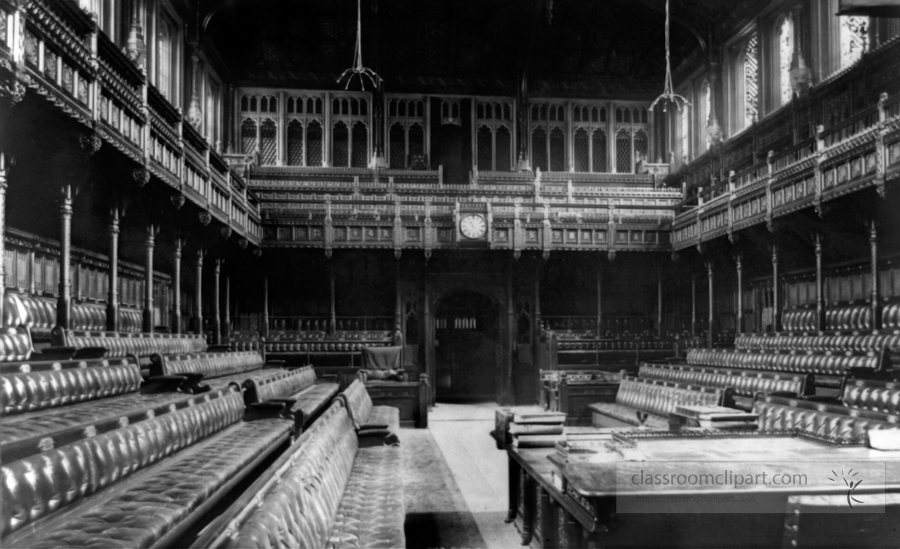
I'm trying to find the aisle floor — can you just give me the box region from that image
[426,402,543,549]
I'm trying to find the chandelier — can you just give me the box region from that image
[649,0,690,114]
[337,0,382,90]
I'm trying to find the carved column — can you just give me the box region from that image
[870,220,881,331]
[596,261,603,336]
[57,183,73,329]
[262,274,269,338]
[657,264,664,337]
[328,262,336,336]
[106,208,120,331]
[172,238,182,334]
[691,272,698,337]
[223,273,230,343]
[735,253,744,335]
[772,245,781,333]
[0,152,8,324]
[143,225,155,333]
[815,234,825,332]
[194,249,203,335]
[707,260,715,348]
[534,261,542,343]
[213,259,221,344]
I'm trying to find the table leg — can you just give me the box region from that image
[506,454,519,523]
[520,474,535,545]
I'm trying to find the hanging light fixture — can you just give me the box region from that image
[337,0,382,90]
[649,0,690,114]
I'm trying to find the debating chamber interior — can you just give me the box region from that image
[2,0,900,547]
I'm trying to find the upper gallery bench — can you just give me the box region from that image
[752,394,899,444]
[588,376,734,429]
[51,327,208,357]
[191,399,405,549]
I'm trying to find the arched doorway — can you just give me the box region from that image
[434,290,500,402]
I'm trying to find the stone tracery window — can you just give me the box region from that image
[779,14,794,106]
[840,16,869,69]
[388,97,426,168]
[475,100,513,171]
[743,33,759,127]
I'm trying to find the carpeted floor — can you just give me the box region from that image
[402,428,489,549]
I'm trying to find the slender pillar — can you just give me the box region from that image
[172,238,182,334]
[596,262,603,335]
[534,261,542,341]
[223,274,230,343]
[424,270,434,404]
[815,234,825,332]
[707,260,715,348]
[142,225,155,333]
[106,208,120,331]
[505,267,515,406]
[328,262,336,336]
[57,183,73,329]
[394,262,402,328]
[772,245,781,333]
[657,264,664,337]
[870,220,881,331]
[194,249,203,335]
[213,259,221,344]
[735,253,744,335]
[0,153,7,324]
[262,274,269,338]
[691,273,698,337]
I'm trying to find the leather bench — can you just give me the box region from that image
[1,355,141,415]
[4,294,144,339]
[244,365,340,432]
[752,394,900,443]
[1,383,294,546]
[782,303,876,333]
[638,362,813,410]
[191,399,405,549]
[840,378,900,415]
[734,332,900,353]
[51,327,208,357]
[149,350,265,379]
[337,378,401,445]
[588,376,733,429]
[685,347,889,385]
[539,370,621,425]
[0,326,34,362]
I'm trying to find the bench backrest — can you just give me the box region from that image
[734,333,900,353]
[841,378,900,415]
[0,327,34,362]
[210,400,357,549]
[638,363,812,397]
[149,350,263,379]
[52,327,208,357]
[245,366,317,404]
[615,376,729,418]
[1,356,141,415]
[339,379,373,428]
[752,394,900,443]
[686,348,885,377]
[0,386,244,537]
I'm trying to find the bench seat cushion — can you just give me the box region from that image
[16,418,291,548]
[291,382,340,420]
[327,445,405,549]
[357,405,401,446]
[587,402,669,430]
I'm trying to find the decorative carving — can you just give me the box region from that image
[220,226,232,239]
[607,249,616,262]
[132,168,150,187]
[238,238,248,249]
[253,248,262,258]
[0,77,27,107]
[171,193,186,209]
[198,211,211,226]
[80,132,102,156]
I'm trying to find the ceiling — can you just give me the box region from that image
[205,0,766,99]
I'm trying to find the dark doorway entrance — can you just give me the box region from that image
[434,291,499,401]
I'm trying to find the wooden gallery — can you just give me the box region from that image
[1,0,899,547]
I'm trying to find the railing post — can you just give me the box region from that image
[194,248,203,335]
[224,273,230,343]
[870,220,881,331]
[0,152,8,324]
[143,224,156,333]
[262,274,269,338]
[772,244,781,333]
[815,233,825,332]
[706,260,715,348]
[172,238,181,334]
[213,258,221,344]
[57,183,73,329]
[106,207,120,331]
[734,253,743,335]
[691,272,698,337]
[657,263,664,337]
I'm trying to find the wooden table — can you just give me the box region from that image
[505,430,900,548]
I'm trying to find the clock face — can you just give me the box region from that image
[460,214,487,239]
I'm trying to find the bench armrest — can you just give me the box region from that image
[247,401,305,436]
[206,344,232,352]
[141,374,210,394]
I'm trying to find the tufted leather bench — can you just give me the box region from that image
[638,362,813,410]
[193,399,405,549]
[840,378,900,415]
[52,327,208,357]
[245,365,340,432]
[1,355,141,415]
[0,326,34,362]
[685,347,889,386]
[588,376,733,429]
[149,350,265,379]
[782,304,878,333]
[752,394,900,444]
[4,294,145,339]
[337,379,401,445]
[1,383,293,547]
[734,332,900,353]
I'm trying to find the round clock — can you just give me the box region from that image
[459,214,487,239]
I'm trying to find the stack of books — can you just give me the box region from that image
[674,405,758,430]
[509,411,566,448]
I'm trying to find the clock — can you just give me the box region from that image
[459,214,487,239]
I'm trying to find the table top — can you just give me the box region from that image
[512,430,900,499]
